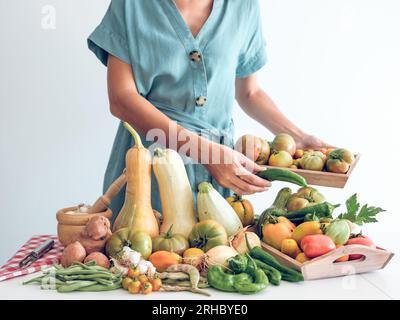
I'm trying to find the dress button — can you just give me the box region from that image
[196,96,207,106]
[189,51,202,62]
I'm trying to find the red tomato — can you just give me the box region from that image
[301,234,336,258]
[346,236,375,260]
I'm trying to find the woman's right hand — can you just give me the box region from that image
[203,144,271,195]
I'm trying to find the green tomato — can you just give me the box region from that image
[189,220,228,252]
[326,148,354,173]
[324,220,351,245]
[106,228,152,259]
[300,152,325,171]
[152,225,189,255]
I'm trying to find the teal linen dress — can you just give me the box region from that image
[88,0,267,220]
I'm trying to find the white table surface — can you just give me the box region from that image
[0,232,397,300]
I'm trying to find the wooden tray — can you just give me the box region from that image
[261,242,394,280]
[266,154,361,188]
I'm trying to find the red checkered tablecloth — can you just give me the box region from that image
[0,235,64,282]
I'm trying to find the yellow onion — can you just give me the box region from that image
[230,230,261,254]
[205,245,238,268]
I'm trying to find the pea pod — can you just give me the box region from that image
[257,168,307,187]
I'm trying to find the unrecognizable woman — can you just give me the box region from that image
[88,0,329,220]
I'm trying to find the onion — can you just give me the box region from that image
[205,245,238,268]
[230,231,261,254]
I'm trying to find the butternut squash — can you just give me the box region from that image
[112,122,159,237]
[153,148,197,238]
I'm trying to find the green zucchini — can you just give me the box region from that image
[257,168,307,187]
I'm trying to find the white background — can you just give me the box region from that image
[0,0,399,269]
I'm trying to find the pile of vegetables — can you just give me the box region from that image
[45,123,388,298]
[257,186,385,263]
[235,133,355,174]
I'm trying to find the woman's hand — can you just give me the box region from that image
[296,134,334,150]
[204,144,271,195]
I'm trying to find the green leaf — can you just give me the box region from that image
[354,204,385,226]
[338,194,358,221]
[337,194,385,225]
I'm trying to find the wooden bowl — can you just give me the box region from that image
[56,206,112,246]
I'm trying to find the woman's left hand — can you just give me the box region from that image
[296,134,334,150]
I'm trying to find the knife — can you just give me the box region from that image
[18,239,55,268]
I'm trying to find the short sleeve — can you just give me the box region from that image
[87,0,131,66]
[236,0,267,78]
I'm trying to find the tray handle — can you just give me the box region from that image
[306,244,391,265]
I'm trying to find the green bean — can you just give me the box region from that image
[72,261,108,271]
[59,274,115,281]
[77,282,122,292]
[23,275,46,285]
[55,269,112,276]
[57,281,95,293]
[93,278,115,286]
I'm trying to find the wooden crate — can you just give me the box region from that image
[261,242,394,280]
[265,154,361,188]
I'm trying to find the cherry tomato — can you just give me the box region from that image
[141,282,153,295]
[294,149,304,159]
[346,236,375,260]
[127,279,141,294]
[150,277,162,292]
[122,277,133,290]
[127,267,140,278]
[301,234,335,258]
[138,274,149,284]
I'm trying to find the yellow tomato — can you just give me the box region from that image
[268,151,293,168]
[127,267,140,278]
[138,274,149,284]
[295,252,310,263]
[128,279,141,294]
[150,277,162,292]
[276,216,296,232]
[262,223,292,250]
[141,282,153,295]
[292,221,322,244]
[281,239,301,259]
[122,277,133,290]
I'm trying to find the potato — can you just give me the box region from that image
[84,252,110,269]
[61,241,86,268]
[78,236,108,254]
[84,216,112,241]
